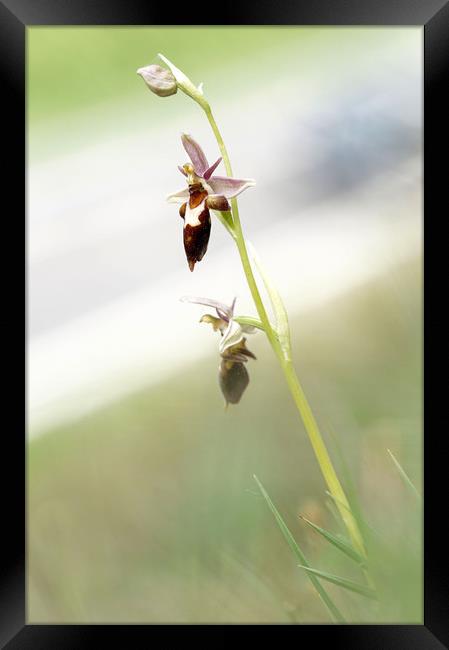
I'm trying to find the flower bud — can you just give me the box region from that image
[136,64,177,97]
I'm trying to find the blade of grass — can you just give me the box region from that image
[324,489,352,514]
[387,449,422,502]
[327,424,366,532]
[325,495,346,532]
[299,515,366,566]
[253,475,345,622]
[324,491,378,595]
[325,490,381,542]
[297,565,377,600]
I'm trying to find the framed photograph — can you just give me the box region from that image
[3,0,447,645]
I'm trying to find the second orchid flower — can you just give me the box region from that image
[181,296,257,405]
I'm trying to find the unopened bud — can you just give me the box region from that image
[137,64,177,97]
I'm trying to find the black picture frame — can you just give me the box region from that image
[4,0,448,646]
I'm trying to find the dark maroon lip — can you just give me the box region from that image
[183,208,211,272]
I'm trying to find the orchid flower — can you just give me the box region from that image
[181,296,256,405]
[168,134,255,272]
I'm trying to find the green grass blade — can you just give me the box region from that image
[327,425,366,533]
[297,565,377,600]
[387,449,422,502]
[299,515,366,566]
[325,490,381,542]
[253,475,345,622]
[324,489,352,514]
[325,495,346,532]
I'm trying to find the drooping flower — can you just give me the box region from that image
[181,296,256,405]
[168,135,255,272]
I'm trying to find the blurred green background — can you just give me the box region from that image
[27,27,422,623]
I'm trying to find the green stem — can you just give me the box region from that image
[202,102,366,559]
[280,359,365,557]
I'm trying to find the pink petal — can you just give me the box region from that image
[217,296,236,320]
[181,134,209,176]
[180,295,234,320]
[203,157,222,180]
[166,187,189,203]
[207,176,256,199]
[178,165,187,176]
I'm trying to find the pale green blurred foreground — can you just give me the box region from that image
[28,259,422,623]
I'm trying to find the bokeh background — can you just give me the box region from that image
[27,27,422,623]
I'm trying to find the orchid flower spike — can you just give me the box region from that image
[168,134,255,272]
[181,296,256,405]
